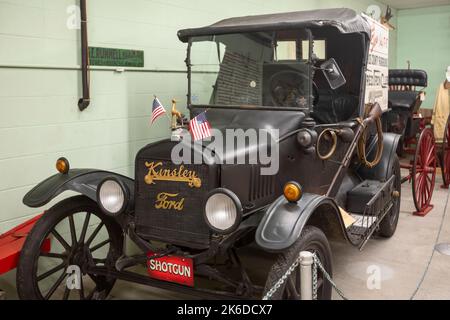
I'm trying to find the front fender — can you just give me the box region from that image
[255,193,348,252]
[23,169,135,208]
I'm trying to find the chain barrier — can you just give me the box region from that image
[262,252,348,300]
[312,258,318,300]
[262,254,302,300]
[312,254,348,300]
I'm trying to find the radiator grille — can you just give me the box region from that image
[134,160,211,248]
[249,165,275,202]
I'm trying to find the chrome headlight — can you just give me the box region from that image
[97,177,128,216]
[204,188,242,234]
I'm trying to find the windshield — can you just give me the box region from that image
[189,31,314,109]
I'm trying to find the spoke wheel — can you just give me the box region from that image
[17,196,123,300]
[263,226,332,300]
[412,128,437,213]
[441,116,450,187]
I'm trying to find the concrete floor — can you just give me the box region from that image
[1,169,450,300]
[331,170,450,300]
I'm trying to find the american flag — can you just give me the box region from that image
[151,97,166,124]
[189,112,212,141]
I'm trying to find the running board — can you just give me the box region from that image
[349,214,378,233]
[346,202,393,251]
[358,202,393,250]
[345,175,396,250]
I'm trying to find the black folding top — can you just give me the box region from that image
[388,69,428,111]
[177,8,371,42]
[389,69,428,88]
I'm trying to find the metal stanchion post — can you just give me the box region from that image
[300,251,314,300]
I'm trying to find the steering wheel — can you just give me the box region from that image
[270,70,319,108]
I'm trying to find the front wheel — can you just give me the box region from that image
[17,195,123,300]
[262,226,332,300]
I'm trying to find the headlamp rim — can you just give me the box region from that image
[96,176,129,216]
[203,188,243,235]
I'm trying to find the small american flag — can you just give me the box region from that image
[151,97,166,124]
[189,112,212,141]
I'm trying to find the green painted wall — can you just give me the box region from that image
[396,5,450,108]
[0,0,395,234]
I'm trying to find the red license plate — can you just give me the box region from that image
[147,252,194,287]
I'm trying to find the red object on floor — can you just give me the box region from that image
[413,205,434,217]
[0,214,49,275]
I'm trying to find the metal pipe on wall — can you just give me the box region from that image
[0,64,217,74]
[78,0,90,111]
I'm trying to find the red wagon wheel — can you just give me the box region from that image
[412,128,437,216]
[441,116,450,188]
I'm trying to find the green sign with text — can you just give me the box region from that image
[88,47,144,67]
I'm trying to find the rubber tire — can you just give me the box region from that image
[17,195,123,300]
[378,155,401,238]
[262,226,332,300]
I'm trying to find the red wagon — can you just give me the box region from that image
[0,214,48,275]
[383,69,450,216]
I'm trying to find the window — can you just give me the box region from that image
[275,39,327,61]
[302,40,326,60]
[276,41,297,60]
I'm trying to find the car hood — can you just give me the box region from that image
[191,108,305,164]
[139,109,305,166]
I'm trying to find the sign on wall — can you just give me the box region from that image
[89,47,144,67]
[363,14,389,112]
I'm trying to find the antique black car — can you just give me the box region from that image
[17,8,401,300]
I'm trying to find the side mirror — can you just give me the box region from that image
[321,58,346,90]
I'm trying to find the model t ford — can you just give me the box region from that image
[16,9,401,300]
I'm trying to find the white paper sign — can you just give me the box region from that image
[362,14,389,112]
